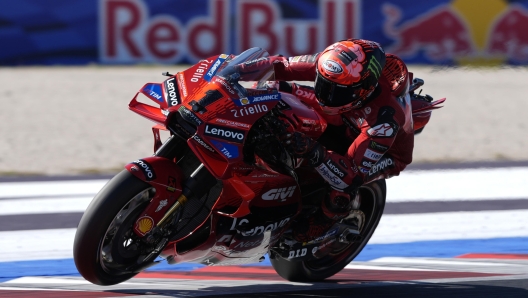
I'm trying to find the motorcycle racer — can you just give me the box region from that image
[237,39,414,241]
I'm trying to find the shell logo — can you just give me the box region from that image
[135,216,154,235]
[240,98,250,105]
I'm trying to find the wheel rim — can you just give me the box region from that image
[98,187,154,273]
[303,185,381,272]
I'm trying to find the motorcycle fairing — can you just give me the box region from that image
[159,168,301,265]
[164,209,294,266]
[125,157,184,237]
[278,93,328,140]
[141,83,168,109]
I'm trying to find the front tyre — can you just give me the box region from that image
[271,179,386,281]
[73,170,154,285]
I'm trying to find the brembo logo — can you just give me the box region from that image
[326,160,345,178]
[204,124,245,143]
[262,186,296,202]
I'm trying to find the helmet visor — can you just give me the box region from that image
[314,72,361,107]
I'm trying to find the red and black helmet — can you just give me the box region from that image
[314,39,386,115]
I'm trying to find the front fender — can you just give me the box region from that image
[125,157,184,236]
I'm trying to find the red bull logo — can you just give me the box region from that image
[382,3,474,61]
[487,4,528,62]
[382,0,528,64]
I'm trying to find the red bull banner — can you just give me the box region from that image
[1,0,528,65]
[378,0,528,65]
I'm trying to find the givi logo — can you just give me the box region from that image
[262,186,296,202]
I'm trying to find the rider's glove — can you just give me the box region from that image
[282,132,326,166]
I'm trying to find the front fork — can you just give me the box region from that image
[125,134,217,239]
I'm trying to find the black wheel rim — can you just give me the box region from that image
[303,185,381,272]
[98,188,154,273]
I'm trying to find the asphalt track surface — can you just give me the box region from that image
[1,162,528,297]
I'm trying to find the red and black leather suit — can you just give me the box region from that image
[238,54,415,196]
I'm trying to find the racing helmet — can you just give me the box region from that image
[314,39,386,115]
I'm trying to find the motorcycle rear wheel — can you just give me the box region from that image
[270,179,386,282]
[73,170,155,285]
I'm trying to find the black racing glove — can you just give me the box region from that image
[282,132,326,166]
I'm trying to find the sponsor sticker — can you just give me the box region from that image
[368,156,394,176]
[179,106,203,126]
[290,56,301,63]
[361,159,374,169]
[135,216,154,236]
[364,149,383,161]
[177,73,188,97]
[295,89,316,100]
[316,163,349,189]
[164,77,180,107]
[276,100,291,110]
[204,54,228,82]
[325,159,347,178]
[288,248,308,259]
[213,77,236,95]
[210,139,239,159]
[369,141,389,152]
[204,124,245,143]
[367,123,396,138]
[193,134,216,153]
[231,103,269,118]
[131,159,156,181]
[322,60,343,74]
[244,57,267,66]
[215,118,250,129]
[235,93,281,106]
[262,186,296,202]
[155,199,168,212]
[142,83,163,102]
[229,217,290,237]
[167,176,177,192]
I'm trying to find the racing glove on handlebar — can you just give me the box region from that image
[283,132,326,166]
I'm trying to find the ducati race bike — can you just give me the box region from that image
[73,47,445,285]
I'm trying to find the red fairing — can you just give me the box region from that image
[125,157,183,237]
[278,92,327,139]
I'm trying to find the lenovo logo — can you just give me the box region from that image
[326,160,346,178]
[204,124,245,143]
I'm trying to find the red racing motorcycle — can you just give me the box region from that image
[73,48,444,285]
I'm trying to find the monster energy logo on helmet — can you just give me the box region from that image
[367,56,382,79]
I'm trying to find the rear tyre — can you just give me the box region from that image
[270,179,386,281]
[73,170,154,285]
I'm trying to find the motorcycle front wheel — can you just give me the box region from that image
[270,179,386,281]
[73,170,159,285]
